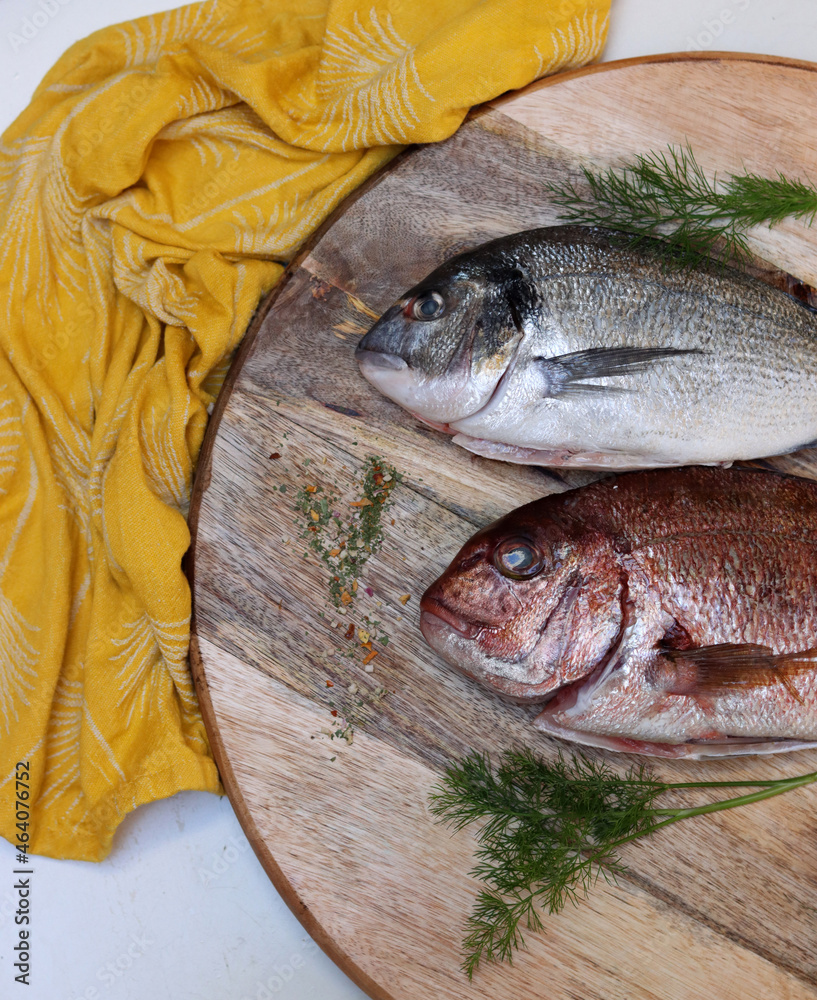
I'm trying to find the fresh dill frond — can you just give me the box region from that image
[723,171,817,228]
[548,143,817,268]
[430,748,817,978]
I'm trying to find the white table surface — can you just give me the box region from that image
[1,2,815,998]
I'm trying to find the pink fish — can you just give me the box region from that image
[420,467,817,757]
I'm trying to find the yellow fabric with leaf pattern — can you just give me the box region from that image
[0,0,609,860]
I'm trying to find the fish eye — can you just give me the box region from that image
[409,291,445,321]
[493,538,545,579]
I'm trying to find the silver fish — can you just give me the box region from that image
[356,226,817,470]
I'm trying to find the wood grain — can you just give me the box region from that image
[189,54,817,999]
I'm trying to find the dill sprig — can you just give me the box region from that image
[548,144,817,267]
[430,748,817,977]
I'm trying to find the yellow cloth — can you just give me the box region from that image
[0,0,609,861]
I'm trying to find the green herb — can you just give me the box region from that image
[294,455,401,607]
[430,747,817,978]
[548,143,817,267]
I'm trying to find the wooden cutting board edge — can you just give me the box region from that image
[186,50,817,1000]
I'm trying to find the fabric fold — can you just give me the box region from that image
[0,0,609,860]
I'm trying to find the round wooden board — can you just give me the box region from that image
[189,54,817,1000]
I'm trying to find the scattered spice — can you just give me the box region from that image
[269,452,282,460]
[323,721,353,744]
[294,456,404,747]
[399,594,411,605]
[294,455,401,608]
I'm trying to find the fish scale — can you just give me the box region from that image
[419,467,817,758]
[357,225,817,469]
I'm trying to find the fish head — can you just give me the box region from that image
[419,500,624,701]
[355,248,531,424]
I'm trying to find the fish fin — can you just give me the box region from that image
[450,433,690,470]
[533,712,817,758]
[551,383,633,396]
[535,346,707,398]
[655,642,817,701]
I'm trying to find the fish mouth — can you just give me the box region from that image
[421,584,602,704]
[419,601,483,641]
[354,348,408,372]
[356,341,485,424]
[356,317,525,426]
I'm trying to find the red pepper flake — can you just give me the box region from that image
[349,498,373,508]
[330,709,338,717]
[362,649,378,665]
[344,623,355,640]
[305,485,318,493]
[352,580,358,593]
[329,548,341,557]
[340,592,353,605]
[269,452,282,460]
[326,680,334,688]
